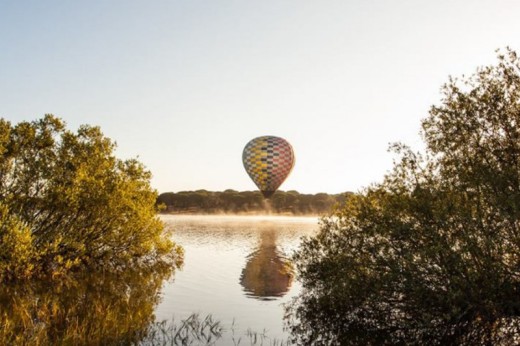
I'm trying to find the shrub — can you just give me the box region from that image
[290,49,520,345]
[0,115,182,281]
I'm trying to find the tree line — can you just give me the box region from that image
[157,190,353,215]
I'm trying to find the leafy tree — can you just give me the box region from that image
[289,49,520,345]
[0,115,182,281]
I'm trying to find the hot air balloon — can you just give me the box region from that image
[242,136,295,198]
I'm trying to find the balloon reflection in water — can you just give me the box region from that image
[240,229,294,300]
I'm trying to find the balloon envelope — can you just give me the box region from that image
[242,136,295,198]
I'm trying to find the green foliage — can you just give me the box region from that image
[157,190,352,215]
[290,49,520,345]
[0,115,182,281]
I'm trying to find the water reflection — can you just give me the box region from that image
[240,228,294,300]
[0,216,319,345]
[0,263,174,345]
[156,215,318,343]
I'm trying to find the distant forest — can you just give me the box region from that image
[157,190,353,215]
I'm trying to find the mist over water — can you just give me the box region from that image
[156,215,318,344]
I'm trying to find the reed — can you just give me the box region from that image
[142,315,291,346]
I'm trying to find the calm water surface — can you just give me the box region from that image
[155,215,319,343]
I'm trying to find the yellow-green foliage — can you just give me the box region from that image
[0,115,182,281]
[0,264,173,345]
[0,203,35,280]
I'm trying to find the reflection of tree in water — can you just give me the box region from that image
[240,229,294,300]
[0,263,176,345]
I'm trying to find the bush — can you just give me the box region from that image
[289,49,520,345]
[0,115,182,281]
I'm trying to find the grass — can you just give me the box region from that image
[141,314,291,346]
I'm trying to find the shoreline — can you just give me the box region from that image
[159,211,323,218]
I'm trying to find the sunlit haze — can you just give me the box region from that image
[2,1,519,194]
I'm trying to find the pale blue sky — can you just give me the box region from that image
[1,1,519,194]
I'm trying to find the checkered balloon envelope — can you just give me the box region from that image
[242,136,295,198]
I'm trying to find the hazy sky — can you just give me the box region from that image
[1,1,519,194]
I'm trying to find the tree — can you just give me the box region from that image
[0,115,182,281]
[289,49,520,345]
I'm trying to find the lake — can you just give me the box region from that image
[0,214,319,345]
[155,214,319,344]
